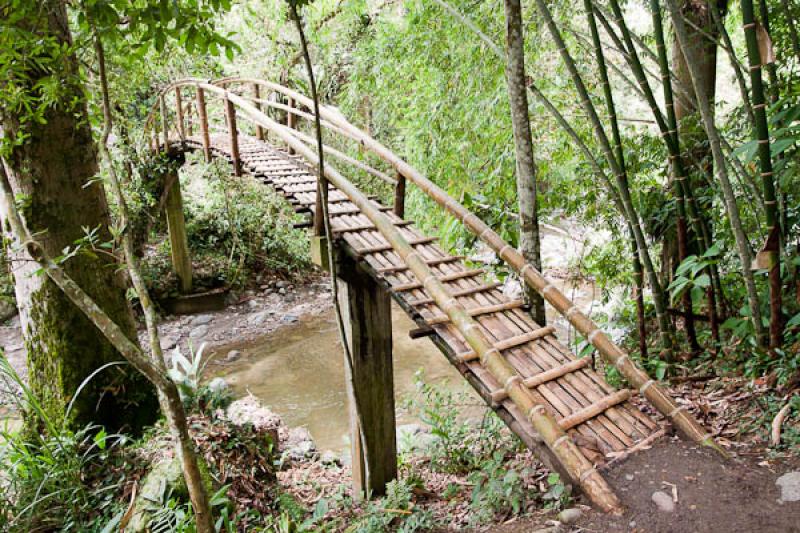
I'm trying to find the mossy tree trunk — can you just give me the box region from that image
[0,0,157,432]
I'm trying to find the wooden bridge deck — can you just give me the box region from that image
[180,132,664,466]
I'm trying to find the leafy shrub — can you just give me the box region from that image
[406,371,513,474]
[0,355,129,531]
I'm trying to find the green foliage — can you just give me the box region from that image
[406,371,511,474]
[0,354,130,531]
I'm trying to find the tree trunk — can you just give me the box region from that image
[0,0,157,432]
[502,0,546,326]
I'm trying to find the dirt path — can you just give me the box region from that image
[576,438,800,533]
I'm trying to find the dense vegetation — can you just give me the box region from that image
[1,0,799,530]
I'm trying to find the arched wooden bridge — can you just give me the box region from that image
[145,77,723,513]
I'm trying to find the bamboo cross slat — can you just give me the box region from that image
[405,281,503,307]
[558,390,633,430]
[391,268,486,292]
[458,325,556,363]
[424,299,525,325]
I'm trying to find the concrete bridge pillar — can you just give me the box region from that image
[334,251,398,498]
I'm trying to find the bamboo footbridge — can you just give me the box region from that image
[145,78,723,513]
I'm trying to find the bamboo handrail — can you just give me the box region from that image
[145,79,624,512]
[204,77,722,457]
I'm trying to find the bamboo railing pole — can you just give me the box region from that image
[224,93,241,177]
[287,127,396,185]
[196,87,211,163]
[229,78,722,455]
[394,171,406,218]
[175,87,185,141]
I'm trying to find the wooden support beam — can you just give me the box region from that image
[558,390,632,431]
[175,86,185,141]
[224,95,242,176]
[393,171,406,218]
[287,97,296,155]
[164,171,192,293]
[337,255,397,498]
[159,95,169,148]
[252,83,265,140]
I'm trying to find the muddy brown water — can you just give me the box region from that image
[213,306,484,454]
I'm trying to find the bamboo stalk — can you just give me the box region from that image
[742,0,782,349]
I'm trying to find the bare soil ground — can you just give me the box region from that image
[576,438,800,533]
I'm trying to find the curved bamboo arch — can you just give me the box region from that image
[143,77,724,512]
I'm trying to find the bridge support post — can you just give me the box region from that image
[175,87,185,142]
[252,83,265,141]
[393,171,406,218]
[336,252,397,498]
[224,95,242,176]
[287,98,296,155]
[196,87,211,162]
[165,170,193,293]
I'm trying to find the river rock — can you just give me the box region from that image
[396,423,437,453]
[189,325,208,339]
[557,508,582,524]
[160,336,179,350]
[285,427,317,461]
[248,311,270,326]
[320,450,341,466]
[225,349,241,363]
[776,471,800,503]
[190,314,213,326]
[275,280,290,289]
[226,396,282,433]
[278,288,287,295]
[651,491,675,512]
[281,314,298,324]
